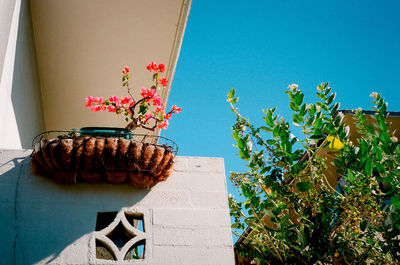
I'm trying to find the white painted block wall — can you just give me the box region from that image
[0,0,44,149]
[0,149,234,265]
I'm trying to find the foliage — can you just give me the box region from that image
[85,62,181,131]
[227,84,400,264]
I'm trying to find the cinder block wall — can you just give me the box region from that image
[0,149,234,265]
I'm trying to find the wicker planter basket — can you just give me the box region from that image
[31,131,177,188]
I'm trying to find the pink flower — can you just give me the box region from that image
[152,94,163,107]
[140,87,156,99]
[94,97,103,104]
[146,62,158,72]
[107,105,116,112]
[156,106,164,113]
[85,96,94,107]
[158,64,165,73]
[159,78,168,87]
[165,113,172,120]
[108,96,120,105]
[120,96,132,105]
[158,120,169,129]
[172,105,182,113]
[90,105,106,112]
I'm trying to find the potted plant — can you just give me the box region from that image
[32,62,181,188]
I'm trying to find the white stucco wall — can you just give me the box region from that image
[0,150,234,265]
[0,0,44,149]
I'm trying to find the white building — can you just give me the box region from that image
[0,1,234,264]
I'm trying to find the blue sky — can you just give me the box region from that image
[162,0,400,206]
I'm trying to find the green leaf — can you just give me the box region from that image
[290,102,300,111]
[273,126,280,138]
[264,115,274,127]
[316,92,325,100]
[327,92,336,105]
[374,162,384,173]
[365,158,372,176]
[260,126,272,132]
[231,223,240,229]
[227,88,235,98]
[378,120,387,131]
[373,146,383,161]
[282,139,292,153]
[305,116,315,127]
[313,117,322,129]
[309,134,325,140]
[392,196,400,210]
[294,93,304,106]
[360,140,369,155]
[316,102,329,111]
[293,114,304,123]
[259,167,269,174]
[330,103,340,114]
[379,131,391,144]
[230,97,239,103]
[299,104,307,116]
[296,181,312,192]
[239,150,250,160]
[232,131,240,142]
[396,144,400,156]
[347,169,355,181]
[238,138,246,149]
[308,104,317,116]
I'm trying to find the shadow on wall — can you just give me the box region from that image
[0,151,150,265]
[11,0,44,149]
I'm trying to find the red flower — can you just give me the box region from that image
[158,120,169,129]
[108,96,120,105]
[107,105,116,112]
[85,96,94,107]
[172,105,182,113]
[90,105,106,112]
[158,64,165,73]
[159,78,168,87]
[156,106,164,113]
[120,96,132,105]
[94,97,104,104]
[140,87,156,100]
[122,66,129,74]
[165,113,172,120]
[146,61,158,72]
[152,94,163,107]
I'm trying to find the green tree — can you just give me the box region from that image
[228,84,400,264]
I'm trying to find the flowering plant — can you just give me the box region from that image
[85,62,181,130]
[228,84,400,264]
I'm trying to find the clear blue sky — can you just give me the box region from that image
[162,0,400,205]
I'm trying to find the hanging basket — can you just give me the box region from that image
[31,130,178,188]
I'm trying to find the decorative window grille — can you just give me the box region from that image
[95,211,146,261]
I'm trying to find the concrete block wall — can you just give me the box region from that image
[0,149,234,265]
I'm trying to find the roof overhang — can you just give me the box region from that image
[30,0,191,134]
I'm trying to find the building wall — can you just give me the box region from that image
[0,0,44,149]
[0,150,234,265]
